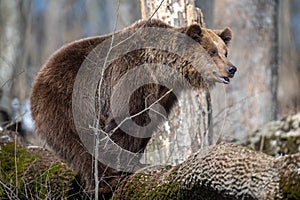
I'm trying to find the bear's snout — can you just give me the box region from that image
[227,65,237,77]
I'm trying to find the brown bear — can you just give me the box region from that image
[30,19,236,198]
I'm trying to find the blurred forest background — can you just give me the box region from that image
[0,0,299,164]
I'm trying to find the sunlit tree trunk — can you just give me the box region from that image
[140,0,213,165]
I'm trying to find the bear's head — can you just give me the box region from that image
[185,24,237,85]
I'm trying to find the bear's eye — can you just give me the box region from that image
[209,49,218,56]
[225,51,228,57]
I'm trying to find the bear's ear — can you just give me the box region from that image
[185,24,202,42]
[215,27,232,45]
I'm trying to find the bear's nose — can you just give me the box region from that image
[227,65,237,77]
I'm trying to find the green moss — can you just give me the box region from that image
[0,143,35,197]
[253,133,300,156]
[285,136,300,154]
[280,176,300,199]
[113,172,181,200]
[150,181,180,200]
[0,142,77,199]
[33,164,64,198]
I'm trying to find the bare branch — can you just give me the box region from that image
[111,89,173,134]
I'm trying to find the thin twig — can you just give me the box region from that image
[111,89,173,134]
[0,180,20,200]
[94,1,121,198]
[92,0,167,197]
[14,134,18,197]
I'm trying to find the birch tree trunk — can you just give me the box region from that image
[140,0,213,166]
[212,0,279,142]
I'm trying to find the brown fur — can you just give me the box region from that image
[30,19,236,198]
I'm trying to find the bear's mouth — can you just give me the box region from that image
[215,73,230,84]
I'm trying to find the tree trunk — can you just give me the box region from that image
[212,0,279,142]
[0,1,29,115]
[140,0,213,166]
[277,0,300,115]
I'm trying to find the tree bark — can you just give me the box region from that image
[113,142,300,199]
[0,1,28,115]
[140,0,213,166]
[277,0,300,115]
[212,0,279,142]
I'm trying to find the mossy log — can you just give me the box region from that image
[0,130,299,199]
[246,113,300,156]
[0,131,88,199]
[112,142,300,200]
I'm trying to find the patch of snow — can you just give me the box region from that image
[21,99,35,132]
[0,135,12,141]
[286,130,300,137]
[27,145,43,149]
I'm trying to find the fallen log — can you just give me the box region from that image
[112,142,300,199]
[0,130,299,199]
